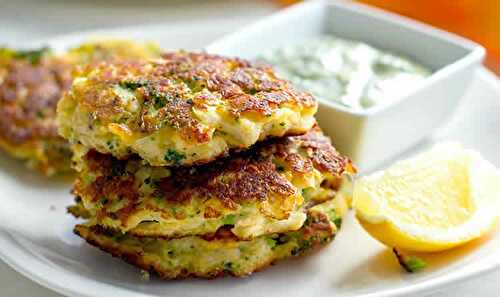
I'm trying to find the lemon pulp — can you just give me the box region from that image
[353,143,500,252]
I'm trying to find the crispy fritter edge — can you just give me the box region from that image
[73,206,337,279]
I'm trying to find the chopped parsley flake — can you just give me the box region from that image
[223,262,234,272]
[164,149,186,165]
[154,96,167,109]
[327,209,342,229]
[106,141,114,149]
[301,187,313,199]
[120,81,171,110]
[222,214,236,225]
[119,80,148,90]
[333,217,342,229]
[265,237,277,248]
[393,248,427,273]
[113,233,127,242]
[405,256,426,272]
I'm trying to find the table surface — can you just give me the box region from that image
[0,0,499,296]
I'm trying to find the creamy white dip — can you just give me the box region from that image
[259,36,431,110]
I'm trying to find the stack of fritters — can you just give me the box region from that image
[59,51,353,278]
[0,39,160,175]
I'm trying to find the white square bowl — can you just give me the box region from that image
[206,0,485,172]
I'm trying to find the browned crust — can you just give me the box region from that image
[271,125,353,177]
[157,52,316,115]
[0,55,72,145]
[157,157,295,208]
[74,127,351,224]
[73,51,317,144]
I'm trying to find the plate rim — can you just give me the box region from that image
[1,20,500,297]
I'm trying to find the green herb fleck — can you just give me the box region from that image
[301,239,312,250]
[393,248,426,273]
[265,237,277,249]
[333,217,342,229]
[276,165,285,172]
[222,214,237,225]
[373,61,397,74]
[223,262,233,273]
[327,209,342,229]
[154,96,167,109]
[113,233,127,243]
[106,140,114,150]
[119,80,148,90]
[301,187,312,199]
[100,197,109,205]
[164,149,185,165]
[405,257,426,272]
[279,122,286,127]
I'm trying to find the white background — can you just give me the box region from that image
[0,0,498,296]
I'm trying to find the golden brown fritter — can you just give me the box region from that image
[0,48,73,175]
[69,127,353,239]
[57,51,318,167]
[0,40,161,175]
[73,197,346,279]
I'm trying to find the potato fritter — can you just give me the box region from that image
[57,51,318,167]
[74,197,346,279]
[68,127,353,239]
[0,40,160,175]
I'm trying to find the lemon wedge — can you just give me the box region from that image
[353,143,500,252]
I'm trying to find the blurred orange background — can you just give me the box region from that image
[276,0,500,75]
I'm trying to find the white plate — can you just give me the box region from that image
[1,22,500,297]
